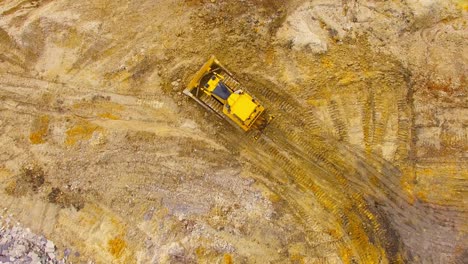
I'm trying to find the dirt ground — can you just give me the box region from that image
[0,0,467,263]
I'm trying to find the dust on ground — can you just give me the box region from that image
[0,0,467,263]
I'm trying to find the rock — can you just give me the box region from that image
[168,242,184,257]
[28,252,39,260]
[171,81,180,91]
[143,207,155,221]
[14,244,27,256]
[45,240,55,252]
[47,252,55,259]
[0,220,66,263]
[144,238,153,249]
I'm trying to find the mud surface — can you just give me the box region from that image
[0,0,467,263]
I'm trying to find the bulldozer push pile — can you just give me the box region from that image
[184,56,273,138]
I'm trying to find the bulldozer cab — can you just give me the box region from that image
[203,74,231,101]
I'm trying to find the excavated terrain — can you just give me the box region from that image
[0,0,467,263]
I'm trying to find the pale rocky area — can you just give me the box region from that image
[0,0,467,263]
[0,216,66,263]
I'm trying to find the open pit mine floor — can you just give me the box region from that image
[0,0,467,263]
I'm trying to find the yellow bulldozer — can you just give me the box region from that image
[184,56,272,137]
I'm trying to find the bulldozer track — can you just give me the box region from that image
[372,93,389,148]
[328,100,349,142]
[394,96,412,164]
[222,75,241,92]
[216,128,351,256]
[199,92,224,115]
[234,76,416,209]
[214,75,447,261]
[361,91,374,152]
[244,129,394,261]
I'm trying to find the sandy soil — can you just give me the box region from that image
[0,0,467,263]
